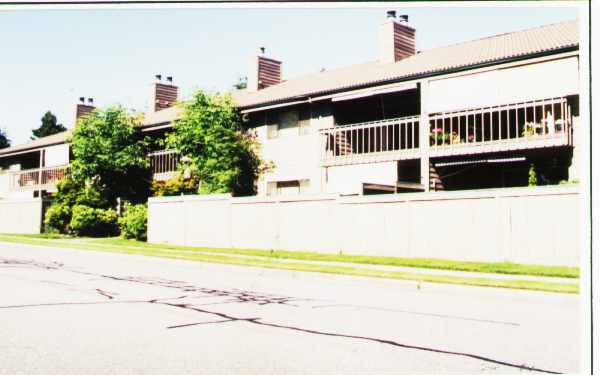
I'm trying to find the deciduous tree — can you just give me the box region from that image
[166,90,265,196]
[70,106,151,204]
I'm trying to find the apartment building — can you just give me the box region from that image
[0,12,581,199]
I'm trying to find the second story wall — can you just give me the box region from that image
[249,102,334,196]
[426,55,579,113]
[44,144,70,167]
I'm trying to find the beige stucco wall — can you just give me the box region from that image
[148,185,580,266]
[427,56,579,113]
[254,102,333,196]
[325,162,397,195]
[44,144,70,167]
[0,198,45,234]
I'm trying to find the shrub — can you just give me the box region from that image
[44,177,111,234]
[44,203,72,234]
[528,164,538,187]
[70,205,118,237]
[118,203,147,241]
[152,173,200,197]
[559,179,580,185]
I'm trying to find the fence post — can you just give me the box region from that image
[419,81,431,192]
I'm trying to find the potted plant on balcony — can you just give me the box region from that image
[430,128,450,145]
[522,122,537,137]
[450,132,461,145]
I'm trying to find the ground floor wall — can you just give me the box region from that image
[0,198,47,234]
[148,185,580,266]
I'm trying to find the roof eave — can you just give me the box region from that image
[0,140,66,158]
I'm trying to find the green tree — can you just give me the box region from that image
[0,129,10,149]
[45,106,150,236]
[31,111,67,140]
[70,106,152,204]
[166,90,264,196]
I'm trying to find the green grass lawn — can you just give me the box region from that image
[0,233,579,294]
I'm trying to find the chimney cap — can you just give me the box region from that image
[155,74,162,81]
[79,97,85,103]
[386,10,396,20]
[398,14,409,23]
[259,46,265,55]
[87,98,94,105]
[166,76,173,83]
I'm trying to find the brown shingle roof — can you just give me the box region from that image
[231,20,578,108]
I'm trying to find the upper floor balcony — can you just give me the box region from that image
[320,97,573,166]
[0,149,181,196]
[148,149,181,181]
[6,164,69,192]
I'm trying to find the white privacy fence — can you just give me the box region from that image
[0,198,48,234]
[148,185,580,266]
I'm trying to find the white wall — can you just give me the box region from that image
[325,162,397,195]
[44,144,70,167]
[0,198,45,234]
[256,103,333,196]
[148,185,580,266]
[428,56,579,113]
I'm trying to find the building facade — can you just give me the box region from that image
[0,14,581,199]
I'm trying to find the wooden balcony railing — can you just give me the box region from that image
[320,97,573,165]
[8,165,69,191]
[320,115,420,166]
[148,149,180,181]
[428,97,572,156]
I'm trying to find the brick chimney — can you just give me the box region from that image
[379,11,416,64]
[248,47,282,91]
[152,75,178,112]
[75,97,95,121]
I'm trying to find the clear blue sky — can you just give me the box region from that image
[0,4,581,145]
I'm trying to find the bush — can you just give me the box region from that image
[528,164,538,187]
[118,203,147,241]
[44,177,111,234]
[152,174,200,197]
[44,203,71,234]
[70,205,118,237]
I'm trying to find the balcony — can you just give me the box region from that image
[428,97,572,157]
[320,115,421,166]
[320,97,572,166]
[148,149,180,181]
[8,165,69,192]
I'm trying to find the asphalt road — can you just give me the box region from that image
[0,242,580,375]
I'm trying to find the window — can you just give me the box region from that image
[267,108,310,139]
[267,179,311,196]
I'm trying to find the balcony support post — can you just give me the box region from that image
[37,149,44,197]
[419,81,431,192]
